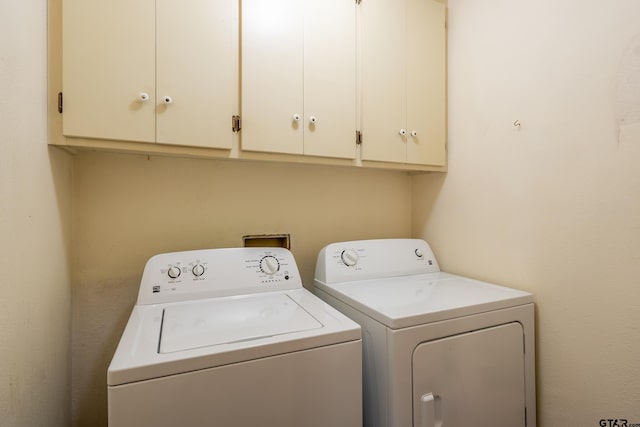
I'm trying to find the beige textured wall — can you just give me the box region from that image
[71,152,411,426]
[413,0,640,425]
[0,0,73,426]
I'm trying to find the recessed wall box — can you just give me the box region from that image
[243,234,291,249]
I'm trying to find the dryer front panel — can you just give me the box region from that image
[412,322,526,427]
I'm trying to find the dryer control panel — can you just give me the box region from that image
[137,247,302,305]
[314,239,440,284]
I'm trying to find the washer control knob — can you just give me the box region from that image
[167,266,181,279]
[192,264,205,277]
[415,248,424,258]
[341,249,359,267]
[260,256,280,275]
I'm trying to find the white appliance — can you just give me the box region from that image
[108,247,362,427]
[313,239,536,427]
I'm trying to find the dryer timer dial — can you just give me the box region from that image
[341,249,359,267]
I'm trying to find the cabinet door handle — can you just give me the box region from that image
[399,128,407,136]
[162,96,173,104]
[411,130,418,137]
[138,92,150,102]
[309,115,317,124]
[292,114,301,122]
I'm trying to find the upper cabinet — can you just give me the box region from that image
[57,0,446,171]
[360,0,447,166]
[62,0,236,149]
[241,0,357,159]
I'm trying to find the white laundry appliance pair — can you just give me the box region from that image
[313,238,537,427]
[108,247,362,427]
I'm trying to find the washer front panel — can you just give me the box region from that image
[109,340,362,427]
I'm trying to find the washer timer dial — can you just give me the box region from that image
[192,264,205,277]
[167,266,181,279]
[260,256,280,275]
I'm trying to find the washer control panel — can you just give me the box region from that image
[315,239,440,284]
[138,247,302,305]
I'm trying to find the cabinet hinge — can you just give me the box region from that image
[232,115,241,133]
[356,130,362,145]
[57,92,63,114]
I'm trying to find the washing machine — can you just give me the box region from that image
[108,247,362,427]
[313,239,536,427]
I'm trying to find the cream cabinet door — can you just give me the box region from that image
[406,0,446,166]
[360,0,446,166]
[156,0,235,149]
[242,0,356,159]
[63,0,235,149]
[360,0,406,163]
[242,0,304,155]
[62,0,156,142]
[302,0,356,159]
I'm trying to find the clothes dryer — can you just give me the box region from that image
[313,239,536,427]
[108,247,362,427]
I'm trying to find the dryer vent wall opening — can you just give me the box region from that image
[243,234,291,249]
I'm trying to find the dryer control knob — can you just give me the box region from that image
[341,249,359,267]
[260,256,280,275]
[192,264,205,277]
[167,266,181,279]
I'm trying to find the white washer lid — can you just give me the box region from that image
[160,293,322,353]
[108,289,361,386]
[316,272,533,329]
